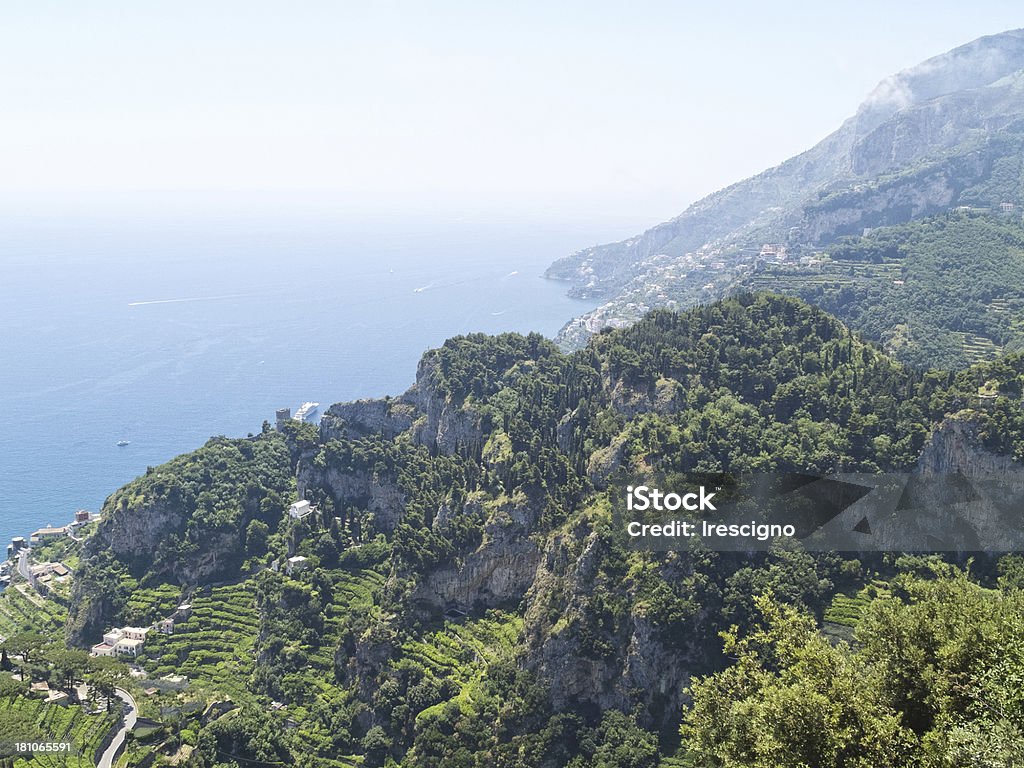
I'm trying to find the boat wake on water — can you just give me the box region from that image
[128,293,253,307]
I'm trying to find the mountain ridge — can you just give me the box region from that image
[547,29,1024,354]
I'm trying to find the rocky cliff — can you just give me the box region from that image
[917,411,1022,476]
[65,433,296,646]
[865,410,1024,552]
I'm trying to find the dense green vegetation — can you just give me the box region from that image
[0,694,117,768]
[682,564,1024,767]
[64,430,297,645]
[0,585,67,639]
[745,212,1024,368]
[11,294,1024,766]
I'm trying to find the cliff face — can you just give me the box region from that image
[298,461,408,533]
[321,399,415,442]
[300,353,488,536]
[415,507,542,613]
[917,411,1021,475]
[518,524,708,732]
[798,157,967,244]
[95,495,190,563]
[863,411,1024,552]
[406,354,485,458]
[65,434,296,647]
[319,355,484,458]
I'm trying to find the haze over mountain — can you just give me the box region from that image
[548,29,1024,361]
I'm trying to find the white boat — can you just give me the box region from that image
[294,402,319,422]
[117,440,131,447]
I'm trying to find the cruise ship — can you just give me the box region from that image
[294,402,320,422]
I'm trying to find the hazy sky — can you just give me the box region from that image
[3,1,1023,224]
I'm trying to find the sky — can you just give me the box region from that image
[3,1,1024,226]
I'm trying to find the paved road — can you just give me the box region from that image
[17,549,30,580]
[97,688,138,768]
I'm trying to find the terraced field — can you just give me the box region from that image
[403,610,523,720]
[142,582,260,699]
[745,258,903,296]
[822,579,892,643]
[310,757,363,767]
[309,569,386,672]
[1,695,117,768]
[0,584,67,638]
[957,331,1003,363]
[122,584,183,626]
[746,270,858,293]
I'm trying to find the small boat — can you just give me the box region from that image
[117,440,131,447]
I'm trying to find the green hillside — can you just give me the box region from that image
[744,211,1024,368]
[9,294,1024,766]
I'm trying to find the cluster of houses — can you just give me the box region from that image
[953,203,1018,214]
[90,603,192,658]
[6,510,96,561]
[27,561,71,593]
[91,626,151,658]
[759,243,788,261]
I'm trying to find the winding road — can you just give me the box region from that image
[97,688,138,768]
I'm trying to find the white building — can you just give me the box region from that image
[288,500,313,520]
[115,638,145,657]
[92,626,150,657]
[102,629,124,647]
[30,526,67,544]
[286,556,309,575]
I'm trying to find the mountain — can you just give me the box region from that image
[45,295,1024,766]
[547,29,1024,361]
[12,29,1024,768]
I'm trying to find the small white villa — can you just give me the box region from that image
[91,626,151,657]
[288,500,314,520]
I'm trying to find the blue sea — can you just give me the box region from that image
[0,211,619,547]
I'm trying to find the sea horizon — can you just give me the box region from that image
[0,212,629,550]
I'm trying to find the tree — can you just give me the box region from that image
[86,656,128,713]
[246,519,270,558]
[681,593,915,767]
[1,631,46,680]
[47,648,90,691]
[582,710,658,768]
[4,631,46,664]
[362,725,391,766]
[91,673,119,713]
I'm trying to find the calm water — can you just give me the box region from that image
[0,213,611,547]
